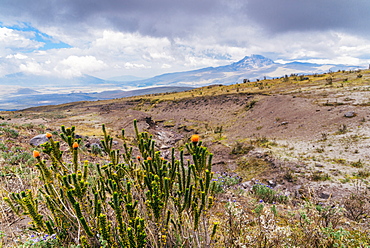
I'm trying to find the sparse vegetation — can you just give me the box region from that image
[245,100,257,110]
[311,171,331,181]
[230,141,254,155]
[1,68,370,247]
[3,122,217,247]
[252,182,288,203]
[336,124,348,134]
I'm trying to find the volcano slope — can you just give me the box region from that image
[5,69,369,197]
[1,69,370,246]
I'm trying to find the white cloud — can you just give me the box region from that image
[55,55,107,78]
[124,62,148,69]
[161,64,171,69]
[6,53,28,59]
[1,22,370,80]
[1,1,370,82]
[0,27,43,53]
[19,61,50,75]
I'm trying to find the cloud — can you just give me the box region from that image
[0,0,238,39]
[6,53,28,59]
[124,62,148,69]
[2,0,370,40]
[0,27,43,54]
[0,1,370,80]
[161,64,172,69]
[55,55,107,78]
[19,61,50,75]
[243,0,370,36]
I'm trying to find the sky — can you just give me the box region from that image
[1,0,370,80]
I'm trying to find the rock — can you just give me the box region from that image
[240,181,254,190]
[319,192,331,199]
[293,185,303,198]
[268,180,276,187]
[278,121,289,126]
[145,117,156,128]
[160,145,171,149]
[30,134,48,146]
[344,111,356,118]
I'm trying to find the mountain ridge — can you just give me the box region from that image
[118,54,360,87]
[0,54,362,110]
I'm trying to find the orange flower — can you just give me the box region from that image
[33,150,40,158]
[137,156,141,160]
[191,134,200,143]
[72,142,79,149]
[147,157,152,161]
[46,132,52,139]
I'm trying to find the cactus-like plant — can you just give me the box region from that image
[4,120,217,247]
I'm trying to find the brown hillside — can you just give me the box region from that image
[2,69,369,199]
[1,69,370,246]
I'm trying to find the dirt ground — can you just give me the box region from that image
[1,77,370,246]
[3,83,370,199]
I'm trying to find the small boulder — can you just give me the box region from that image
[267,180,276,187]
[319,192,331,199]
[344,111,356,118]
[30,134,48,146]
[240,181,254,191]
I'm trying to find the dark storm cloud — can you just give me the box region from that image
[2,0,370,42]
[244,0,370,35]
[1,0,244,38]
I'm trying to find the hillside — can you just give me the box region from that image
[0,54,360,111]
[1,69,370,246]
[2,69,370,196]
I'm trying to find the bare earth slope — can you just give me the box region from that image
[2,70,370,199]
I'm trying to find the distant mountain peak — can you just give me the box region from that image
[230,54,275,70]
[15,88,40,95]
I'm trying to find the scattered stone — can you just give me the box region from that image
[160,145,171,149]
[319,192,331,199]
[183,126,195,132]
[145,117,156,128]
[279,121,289,126]
[267,180,276,187]
[293,185,303,198]
[344,111,356,118]
[240,181,253,191]
[30,134,48,146]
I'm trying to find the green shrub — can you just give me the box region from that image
[311,171,331,181]
[231,141,254,155]
[212,173,240,193]
[4,120,217,247]
[252,182,288,204]
[0,127,19,138]
[2,150,35,166]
